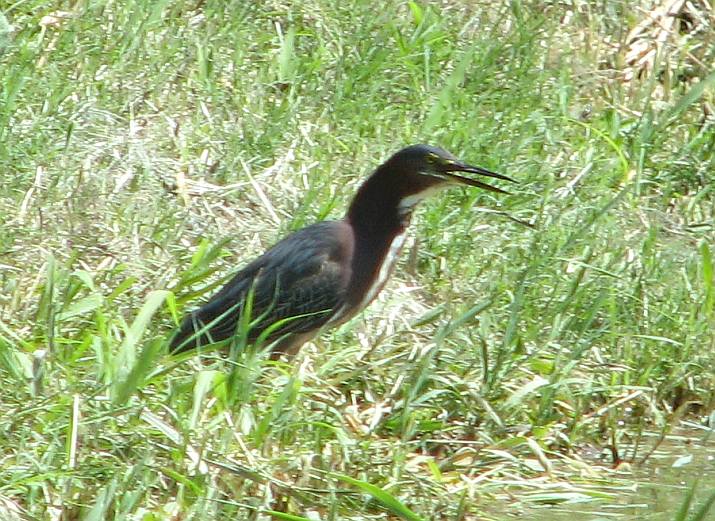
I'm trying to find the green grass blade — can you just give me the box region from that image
[689,489,715,521]
[85,479,118,521]
[190,370,221,429]
[701,241,713,317]
[657,69,715,132]
[112,290,171,403]
[675,481,698,521]
[261,510,314,521]
[331,473,426,521]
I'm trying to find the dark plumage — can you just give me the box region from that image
[170,144,514,356]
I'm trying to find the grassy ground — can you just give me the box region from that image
[1,1,714,519]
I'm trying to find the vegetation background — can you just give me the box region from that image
[0,0,714,519]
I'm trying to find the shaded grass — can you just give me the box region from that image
[1,0,714,519]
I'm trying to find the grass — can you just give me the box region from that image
[1,0,714,519]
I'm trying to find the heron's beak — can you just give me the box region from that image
[442,162,516,194]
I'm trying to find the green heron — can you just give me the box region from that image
[170,144,514,356]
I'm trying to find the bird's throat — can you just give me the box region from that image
[343,167,417,311]
[346,207,411,311]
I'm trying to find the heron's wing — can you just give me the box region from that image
[170,221,351,352]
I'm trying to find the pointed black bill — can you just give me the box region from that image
[443,163,516,194]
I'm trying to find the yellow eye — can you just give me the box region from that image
[426,153,438,164]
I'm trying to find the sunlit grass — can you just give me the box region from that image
[1,0,714,519]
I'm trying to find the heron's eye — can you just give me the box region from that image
[426,153,438,164]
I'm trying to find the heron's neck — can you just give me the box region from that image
[345,171,414,307]
[347,168,416,232]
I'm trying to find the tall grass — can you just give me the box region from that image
[0,0,713,519]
